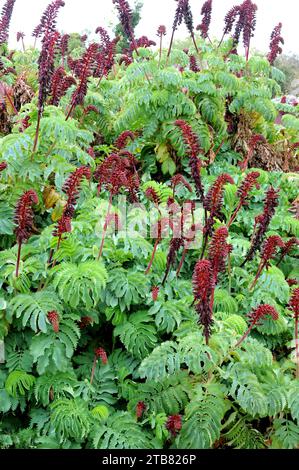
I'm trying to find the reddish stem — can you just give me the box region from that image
[166,28,176,64]
[234,321,256,348]
[145,238,160,275]
[15,241,22,278]
[158,34,163,67]
[227,201,242,228]
[191,33,199,54]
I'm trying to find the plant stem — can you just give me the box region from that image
[227,201,242,228]
[145,238,160,275]
[166,29,176,65]
[15,241,22,278]
[32,110,41,154]
[191,33,199,54]
[158,34,163,67]
[234,322,255,348]
[98,194,113,260]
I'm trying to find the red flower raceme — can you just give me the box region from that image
[131,36,156,51]
[90,347,108,385]
[288,279,298,287]
[267,23,284,65]
[94,27,120,79]
[197,0,212,39]
[157,25,166,37]
[171,174,192,195]
[95,347,108,365]
[66,43,99,120]
[203,173,234,237]
[136,401,146,420]
[52,167,91,257]
[166,415,182,437]
[227,171,260,227]
[175,120,205,203]
[193,259,215,344]
[47,311,59,333]
[112,0,135,42]
[0,162,7,173]
[242,186,280,266]
[208,226,232,284]
[14,190,39,277]
[32,0,65,40]
[235,304,279,347]
[151,286,159,302]
[60,33,70,61]
[0,0,16,45]
[115,131,136,150]
[167,0,198,58]
[49,66,76,106]
[250,235,284,290]
[189,55,200,72]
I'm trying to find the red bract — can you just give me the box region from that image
[197,0,212,39]
[47,311,59,333]
[136,401,146,420]
[267,23,284,65]
[227,171,260,227]
[0,0,16,45]
[193,259,214,344]
[115,131,136,150]
[290,288,299,320]
[167,0,198,59]
[208,226,232,284]
[166,415,182,437]
[189,55,200,72]
[60,33,70,62]
[145,187,160,205]
[157,25,166,36]
[32,0,65,40]
[49,66,76,106]
[235,304,279,347]
[242,186,280,266]
[66,43,99,120]
[14,190,39,277]
[175,120,205,203]
[131,36,156,51]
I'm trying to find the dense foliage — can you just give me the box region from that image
[0,0,299,450]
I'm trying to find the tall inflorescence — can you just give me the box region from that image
[112,0,135,43]
[52,167,91,257]
[14,190,39,277]
[49,66,76,106]
[157,25,166,65]
[47,311,59,333]
[250,235,284,290]
[94,153,140,259]
[197,0,212,39]
[289,288,299,378]
[60,33,70,64]
[235,304,279,348]
[208,226,232,284]
[0,0,16,45]
[267,23,284,65]
[95,27,120,79]
[66,43,99,120]
[168,0,198,58]
[242,186,280,266]
[32,0,65,41]
[175,120,205,203]
[203,173,234,238]
[227,171,260,227]
[193,259,214,344]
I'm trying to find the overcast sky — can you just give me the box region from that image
[7,0,298,55]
